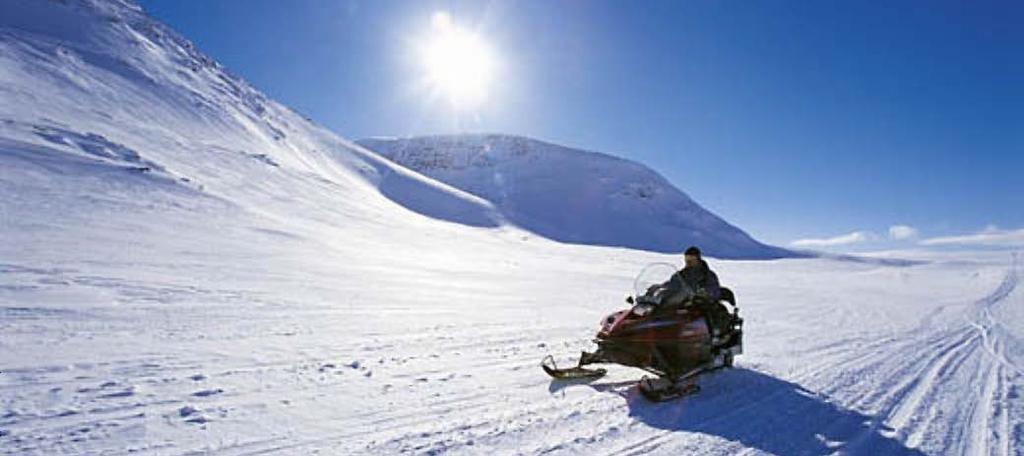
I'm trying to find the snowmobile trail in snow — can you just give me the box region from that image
[3,253,1022,455]
[591,264,1022,456]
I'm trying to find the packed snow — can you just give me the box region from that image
[1,1,1022,455]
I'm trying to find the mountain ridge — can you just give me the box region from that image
[0,0,506,232]
[358,134,793,259]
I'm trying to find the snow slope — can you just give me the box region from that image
[0,0,502,233]
[358,135,792,259]
[2,1,1022,455]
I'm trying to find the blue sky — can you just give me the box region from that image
[138,0,1023,249]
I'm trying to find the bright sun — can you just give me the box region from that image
[419,12,495,109]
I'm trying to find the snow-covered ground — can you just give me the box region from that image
[3,232,1022,455]
[2,1,1022,455]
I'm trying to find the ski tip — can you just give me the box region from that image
[541,359,607,380]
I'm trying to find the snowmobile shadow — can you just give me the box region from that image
[614,368,924,455]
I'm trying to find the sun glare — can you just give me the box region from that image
[420,11,495,109]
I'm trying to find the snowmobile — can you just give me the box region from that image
[541,263,743,401]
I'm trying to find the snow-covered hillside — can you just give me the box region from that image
[1,1,1022,455]
[359,135,792,259]
[0,0,504,235]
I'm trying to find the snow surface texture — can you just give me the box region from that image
[358,135,792,259]
[1,1,1022,455]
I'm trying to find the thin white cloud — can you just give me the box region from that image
[920,226,1024,247]
[791,231,874,248]
[888,224,919,240]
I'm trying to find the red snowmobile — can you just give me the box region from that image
[542,263,743,401]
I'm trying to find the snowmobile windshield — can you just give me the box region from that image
[633,262,694,301]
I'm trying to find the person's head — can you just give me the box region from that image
[684,246,702,268]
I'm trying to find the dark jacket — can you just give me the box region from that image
[677,259,720,301]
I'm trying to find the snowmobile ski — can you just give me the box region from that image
[541,355,607,380]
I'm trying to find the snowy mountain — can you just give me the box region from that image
[0,0,787,261]
[359,135,792,259]
[0,0,503,239]
[2,1,1021,455]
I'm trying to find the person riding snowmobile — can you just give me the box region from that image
[679,246,720,301]
[541,247,744,400]
[647,246,727,335]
